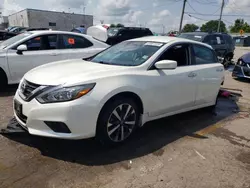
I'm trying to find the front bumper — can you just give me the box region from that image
[13,92,100,139]
[232,65,250,79]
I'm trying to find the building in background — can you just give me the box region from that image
[8,9,93,31]
[0,16,8,29]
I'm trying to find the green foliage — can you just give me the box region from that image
[182,24,199,32]
[200,20,227,32]
[230,19,250,33]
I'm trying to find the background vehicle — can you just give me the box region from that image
[179,32,235,67]
[232,52,250,80]
[0,30,109,87]
[9,26,27,33]
[13,37,224,146]
[106,27,153,45]
[0,30,17,40]
[71,27,86,34]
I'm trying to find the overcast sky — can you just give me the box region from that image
[1,0,250,33]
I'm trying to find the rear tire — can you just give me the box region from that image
[0,70,7,91]
[96,97,140,146]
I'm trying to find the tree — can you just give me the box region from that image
[116,23,124,27]
[110,23,125,28]
[182,24,199,32]
[200,20,227,32]
[230,19,250,33]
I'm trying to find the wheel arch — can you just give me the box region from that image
[99,91,144,116]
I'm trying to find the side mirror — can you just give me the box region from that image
[155,60,177,70]
[16,44,27,55]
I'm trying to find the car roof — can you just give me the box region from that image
[130,36,213,49]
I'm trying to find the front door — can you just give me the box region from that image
[147,43,197,117]
[7,34,63,83]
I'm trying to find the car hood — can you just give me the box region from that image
[24,59,132,86]
[241,52,250,64]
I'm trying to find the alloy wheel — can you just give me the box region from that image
[107,103,136,142]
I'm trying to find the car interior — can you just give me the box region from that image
[157,44,189,66]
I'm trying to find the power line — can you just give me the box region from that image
[185,12,250,17]
[187,0,221,15]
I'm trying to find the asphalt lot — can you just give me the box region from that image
[0,47,250,188]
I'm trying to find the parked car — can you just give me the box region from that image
[13,36,224,145]
[0,30,17,40]
[232,52,250,80]
[106,27,153,45]
[9,26,27,33]
[178,32,235,67]
[71,27,86,34]
[0,30,109,87]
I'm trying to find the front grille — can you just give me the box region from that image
[19,80,41,101]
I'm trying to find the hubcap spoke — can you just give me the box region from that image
[125,121,135,125]
[108,124,120,136]
[120,126,124,141]
[113,109,121,121]
[124,105,131,120]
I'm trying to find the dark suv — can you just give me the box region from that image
[179,32,235,66]
[106,27,153,45]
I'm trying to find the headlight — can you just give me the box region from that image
[36,83,95,103]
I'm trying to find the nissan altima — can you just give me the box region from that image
[13,36,224,145]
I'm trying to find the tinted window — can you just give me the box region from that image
[193,44,217,64]
[61,35,93,49]
[223,34,233,45]
[22,35,58,51]
[203,35,210,44]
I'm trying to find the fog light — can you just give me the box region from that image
[44,121,71,133]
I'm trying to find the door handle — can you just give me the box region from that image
[216,68,224,72]
[50,53,58,56]
[188,72,197,78]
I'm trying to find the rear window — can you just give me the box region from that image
[178,33,204,42]
[108,28,120,36]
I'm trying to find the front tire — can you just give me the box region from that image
[96,97,139,146]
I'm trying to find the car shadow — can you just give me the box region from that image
[0,84,18,97]
[2,97,239,166]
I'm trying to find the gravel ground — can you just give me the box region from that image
[0,47,249,188]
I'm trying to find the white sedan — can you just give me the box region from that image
[0,30,109,87]
[13,36,224,145]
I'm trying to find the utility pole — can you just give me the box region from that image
[217,0,225,32]
[179,0,187,34]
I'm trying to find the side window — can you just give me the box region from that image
[61,34,93,49]
[223,34,233,45]
[193,44,217,65]
[157,44,190,67]
[24,37,42,51]
[210,35,218,45]
[214,35,225,44]
[203,35,210,44]
[22,35,58,51]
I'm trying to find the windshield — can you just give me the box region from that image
[91,41,164,66]
[0,32,32,49]
[108,28,119,36]
[178,33,204,42]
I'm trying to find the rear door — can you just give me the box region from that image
[191,44,224,105]
[7,34,64,83]
[58,34,103,59]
